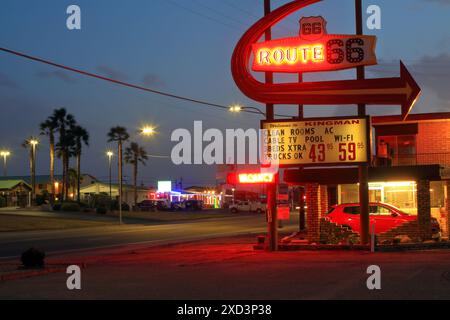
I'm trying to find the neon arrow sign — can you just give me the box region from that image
[231,0,421,119]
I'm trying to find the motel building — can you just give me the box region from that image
[283,112,450,243]
[147,181,223,209]
[80,181,155,208]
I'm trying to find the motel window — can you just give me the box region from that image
[340,184,359,204]
[339,182,418,214]
[377,135,417,166]
[430,181,445,208]
[382,182,417,214]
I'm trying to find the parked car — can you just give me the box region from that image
[136,200,157,211]
[181,200,203,211]
[326,202,440,237]
[170,201,184,211]
[137,199,170,211]
[229,201,266,214]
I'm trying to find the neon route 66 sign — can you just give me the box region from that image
[231,0,421,120]
[252,16,377,73]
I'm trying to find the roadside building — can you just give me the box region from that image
[80,181,155,207]
[284,112,450,242]
[0,180,31,207]
[183,186,222,208]
[216,164,267,207]
[146,180,223,209]
[0,174,98,199]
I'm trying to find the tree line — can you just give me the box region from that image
[23,108,148,209]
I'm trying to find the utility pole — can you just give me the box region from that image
[1,151,10,177]
[107,152,113,200]
[31,142,37,205]
[356,0,370,245]
[264,0,278,252]
[118,141,123,225]
[298,68,306,232]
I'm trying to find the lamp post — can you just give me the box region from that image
[229,104,266,117]
[54,181,59,201]
[0,150,10,177]
[29,139,39,205]
[106,151,114,200]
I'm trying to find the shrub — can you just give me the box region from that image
[61,202,81,212]
[36,191,50,206]
[52,203,62,211]
[87,194,112,209]
[0,196,6,208]
[96,206,107,214]
[112,201,130,211]
[21,248,45,268]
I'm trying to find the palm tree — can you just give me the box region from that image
[71,125,89,202]
[22,136,39,205]
[124,142,148,209]
[107,126,130,223]
[40,113,58,203]
[67,168,78,199]
[53,108,76,201]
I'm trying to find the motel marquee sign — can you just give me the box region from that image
[261,117,370,167]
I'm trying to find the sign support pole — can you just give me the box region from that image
[298,72,306,232]
[264,0,278,251]
[356,0,370,245]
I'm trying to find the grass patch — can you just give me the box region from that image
[106,210,233,222]
[0,215,113,232]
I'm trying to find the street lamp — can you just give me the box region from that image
[0,150,11,177]
[140,126,156,136]
[28,138,39,205]
[106,151,114,200]
[229,104,266,117]
[54,181,59,201]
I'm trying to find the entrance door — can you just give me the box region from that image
[369,187,382,203]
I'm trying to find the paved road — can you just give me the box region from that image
[2,236,450,299]
[0,214,296,259]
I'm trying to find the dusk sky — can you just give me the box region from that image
[1,0,449,187]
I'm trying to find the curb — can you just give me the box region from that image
[0,267,65,282]
[0,263,87,282]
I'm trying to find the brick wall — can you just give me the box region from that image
[306,183,320,243]
[378,220,420,242]
[417,180,432,240]
[305,184,330,243]
[319,185,328,216]
[416,121,450,166]
[447,181,450,240]
[320,218,360,244]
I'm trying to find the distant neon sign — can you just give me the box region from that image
[238,173,275,184]
[252,16,377,73]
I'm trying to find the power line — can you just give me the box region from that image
[222,0,297,34]
[163,0,242,31]
[191,0,253,29]
[0,46,281,117]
